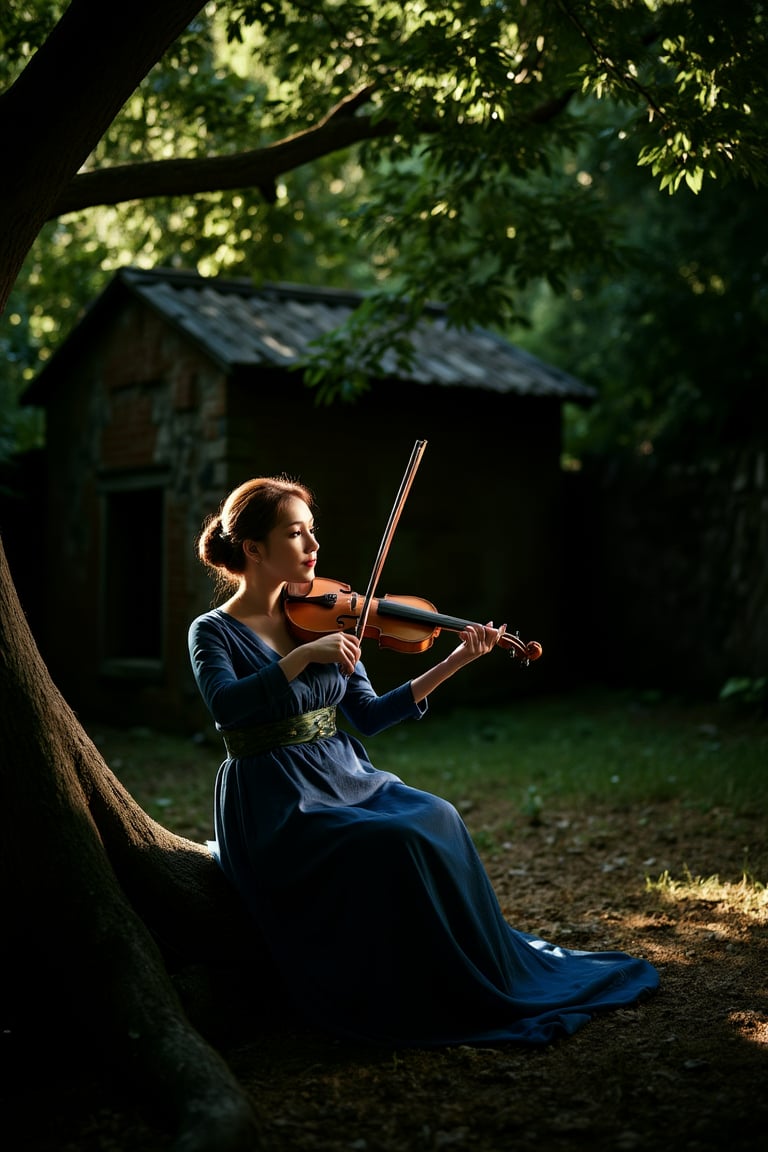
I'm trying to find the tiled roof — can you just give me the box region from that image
[24,267,595,405]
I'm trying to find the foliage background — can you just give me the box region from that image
[3,0,767,470]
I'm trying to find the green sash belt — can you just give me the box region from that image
[222,705,337,758]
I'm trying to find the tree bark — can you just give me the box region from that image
[0,534,270,1150]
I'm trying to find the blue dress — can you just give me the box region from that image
[188,609,659,1047]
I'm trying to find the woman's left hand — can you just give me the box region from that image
[449,621,505,667]
[409,621,508,704]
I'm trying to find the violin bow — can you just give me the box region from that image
[354,438,428,643]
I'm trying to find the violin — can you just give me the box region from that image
[283,577,543,664]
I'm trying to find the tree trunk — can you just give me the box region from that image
[0,534,272,1151]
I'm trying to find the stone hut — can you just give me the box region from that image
[20,266,593,731]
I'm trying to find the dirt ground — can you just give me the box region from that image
[12,796,768,1152]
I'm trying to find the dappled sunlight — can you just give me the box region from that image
[646,867,768,919]
[628,905,766,963]
[631,874,768,1053]
[727,1009,768,1047]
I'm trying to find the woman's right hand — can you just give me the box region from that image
[304,631,361,677]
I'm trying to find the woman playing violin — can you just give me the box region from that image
[189,475,658,1047]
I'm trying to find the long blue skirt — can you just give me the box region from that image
[217,778,660,1048]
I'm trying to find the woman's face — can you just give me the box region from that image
[258,497,318,583]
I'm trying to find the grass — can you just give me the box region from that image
[365,686,768,812]
[647,866,768,916]
[88,685,768,846]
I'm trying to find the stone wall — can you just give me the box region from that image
[560,447,768,697]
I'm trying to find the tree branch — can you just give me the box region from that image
[50,83,577,219]
[51,86,394,217]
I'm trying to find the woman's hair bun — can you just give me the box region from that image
[199,514,232,567]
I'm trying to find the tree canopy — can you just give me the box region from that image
[2,0,767,442]
[520,121,768,461]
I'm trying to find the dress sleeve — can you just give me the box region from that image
[339,661,428,737]
[188,614,294,728]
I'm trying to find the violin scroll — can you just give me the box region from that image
[494,626,543,664]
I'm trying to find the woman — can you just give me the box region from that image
[189,475,659,1047]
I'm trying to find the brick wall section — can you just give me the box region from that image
[100,387,158,467]
[34,299,233,729]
